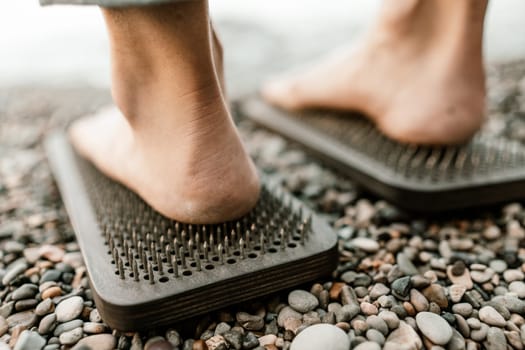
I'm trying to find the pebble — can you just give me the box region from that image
[422,284,448,308]
[349,238,379,253]
[6,311,37,329]
[35,299,54,316]
[449,284,467,303]
[72,334,116,350]
[236,312,264,331]
[0,317,7,336]
[13,330,46,350]
[479,306,506,327]
[355,341,381,350]
[290,324,349,350]
[41,286,61,300]
[471,269,495,284]
[484,327,507,350]
[447,267,473,290]
[83,322,106,334]
[504,269,525,283]
[288,290,319,313]
[378,311,399,330]
[452,303,473,318]
[471,323,489,342]
[391,277,411,300]
[2,261,28,286]
[360,302,378,316]
[384,321,422,350]
[409,289,429,312]
[509,281,525,298]
[53,319,83,336]
[415,312,453,345]
[489,260,508,274]
[277,307,302,327]
[369,283,390,299]
[12,284,38,301]
[59,327,83,345]
[55,296,83,322]
[38,313,57,334]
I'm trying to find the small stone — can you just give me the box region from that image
[0,317,7,336]
[53,319,83,336]
[471,269,494,284]
[12,284,38,301]
[277,307,302,328]
[397,253,419,275]
[409,289,429,312]
[7,311,37,329]
[35,299,54,316]
[38,313,57,335]
[89,309,102,323]
[447,329,466,350]
[415,312,453,345]
[39,245,65,263]
[509,281,525,298]
[483,327,507,350]
[242,332,259,350]
[385,321,422,350]
[489,260,507,274]
[378,311,399,330]
[3,261,28,286]
[479,306,506,327]
[236,312,263,331]
[214,322,231,336]
[83,322,106,334]
[290,324,350,350]
[447,266,473,290]
[391,277,411,300]
[360,302,378,316]
[471,323,489,342]
[335,304,360,322]
[369,283,390,300]
[41,286,62,300]
[503,269,525,283]
[451,261,466,276]
[13,330,46,350]
[144,337,172,350]
[258,334,276,346]
[452,303,473,318]
[422,284,448,308]
[205,335,229,350]
[55,296,84,322]
[350,238,380,253]
[39,270,62,283]
[59,327,83,345]
[288,290,319,313]
[73,334,116,350]
[366,315,388,336]
[355,341,381,350]
[223,330,242,350]
[483,226,501,240]
[449,285,467,303]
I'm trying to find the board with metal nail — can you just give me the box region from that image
[45,132,338,331]
[237,96,525,212]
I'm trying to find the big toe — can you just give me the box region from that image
[261,76,306,111]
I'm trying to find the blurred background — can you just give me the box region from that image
[1,0,525,98]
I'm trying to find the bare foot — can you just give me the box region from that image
[69,2,259,224]
[262,0,488,145]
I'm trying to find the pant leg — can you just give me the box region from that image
[40,0,192,6]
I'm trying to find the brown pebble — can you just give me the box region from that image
[193,340,209,350]
[24,266,40,277]
[39,245,65,263]
[335,322,350,332]
[9,325,27,348]
[265,345,278,350]
[42,286,62,299]
[403,302,416,317]
[330,283,345,301]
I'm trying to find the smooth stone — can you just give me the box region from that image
[410,289,429,312]
[12,284,38,301]
[491,295,525,314]
[489,260,507,274]
[35,299,54,316]
[350,238,380,253]
[82,322,106,334]
[89,309,102,323]
[214,322,231,336]
[38,313,57,334]
[392,277,412,300]
[503,269,524,283]
[242,332,259,349]
[378,311,399,330]
[2,261,28,286]
[55,296,84,322]
[449,285,467,303]
[235,312,264,331]
[41,286,62,300]
[415,312,453,345]
[39,245,64,263]
[360,302,378,316]
[288,290,319,313]
[385,321,422,350]
[479,306,506,327]
[483,327,507,350]
[223,330,243,350]
[471,269,494,284]
[447,329,466,350]
[509,281,525,298]
[369,283,390,300]
[366,315,388,336]
[0,317,7,336]
[144,337,173,350]
[397,253,419,275]
[13,330,46,350]
[39,270,62,283]
[366,329,385,345]
[59,327,83,345]
[73,334,116,350]
[355,341,381,350]
[290,324,349,350]
[53,319,83,336]
[335,304,360,323]
[6,311,37,329]
[422,284,448,308]
[277,307,302,327]
[0,301,14,319]
[471,323,489,342]
[447,267,471,290]
[451,303,473,318]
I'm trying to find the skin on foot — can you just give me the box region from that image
[69,2,260,224]
[261,0,487,145]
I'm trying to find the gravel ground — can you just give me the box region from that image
[1,60,525,350]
